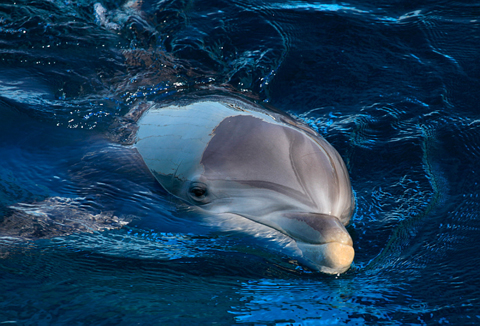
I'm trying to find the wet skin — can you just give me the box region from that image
[135,95,355,274]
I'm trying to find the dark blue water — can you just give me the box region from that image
[1,0,480,324]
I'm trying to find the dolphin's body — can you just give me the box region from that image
[135,95,355,274]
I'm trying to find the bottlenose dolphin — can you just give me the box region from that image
[135,94,355,274]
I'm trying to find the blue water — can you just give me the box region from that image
[1,0,480,324]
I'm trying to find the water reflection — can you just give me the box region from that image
[2,0,480,324]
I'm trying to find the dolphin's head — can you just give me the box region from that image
[182,176,355,274]
[136,99,355,274]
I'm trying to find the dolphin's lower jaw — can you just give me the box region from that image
[199,210,355,273]
[263,212,355,274]
[296,241,355,274]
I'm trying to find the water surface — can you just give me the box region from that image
[1,0,480,324]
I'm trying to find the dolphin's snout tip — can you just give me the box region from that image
[273,212,354,273]
[297,241,355,274]
[322,242,355,272]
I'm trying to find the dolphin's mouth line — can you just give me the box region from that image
[227,211,355,274]
[226,212,303,241]
[228,212,351,246]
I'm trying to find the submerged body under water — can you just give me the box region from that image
[1,0,480,324]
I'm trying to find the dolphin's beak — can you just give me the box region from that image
[270,213,354,274]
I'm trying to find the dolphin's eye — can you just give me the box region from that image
[188,182,208,203]
[191,187,206,197]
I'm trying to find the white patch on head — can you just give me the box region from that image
[135,101,276,187]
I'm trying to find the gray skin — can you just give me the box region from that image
[135,95,355,274]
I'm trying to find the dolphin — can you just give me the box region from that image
[135,94,355,274]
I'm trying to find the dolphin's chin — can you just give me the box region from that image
[296,241,355,274]
[196,210,355,273]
